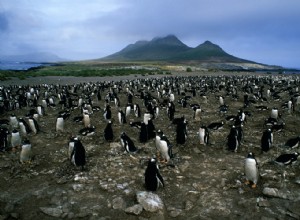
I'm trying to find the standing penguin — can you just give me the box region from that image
[28,116,39,135]
[104,121,114,142]
[20,139,32,163]
[227,126,239,152]
[144,158,164,191]
[261,129,273,152]
[103,105,112,121]
[156,131,173,163]
[125,103,131,117]
[0,127,9,152]
[118,109,127,124]
[9,114,19,129]
[270,107,278,119]
[244,152,259,188]
[199,125,209,145]
[11,129,21,149]
[56,115,64,132]
[18,118,31,136]
[71,138,86,170]
[83,112,91,128]
[176,116,187,145]
[133,103,141,118]
[139,122,148,143]
[120,132,137,153]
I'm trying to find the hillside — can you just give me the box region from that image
[101,35,254,65]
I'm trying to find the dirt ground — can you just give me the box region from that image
[0,71,300,220]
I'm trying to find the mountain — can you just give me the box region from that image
[0,52,66,63]
[101,35,253,64]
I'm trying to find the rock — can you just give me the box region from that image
[39,207,63,218]
[136,191,164,212]
[184,200,194,211]
[125,204,143,215]
[257,197,270,207]
[168,208,182,217]
[112,197,126,210]
[262,187,294,200]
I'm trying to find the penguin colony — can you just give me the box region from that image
[0,73,300,193]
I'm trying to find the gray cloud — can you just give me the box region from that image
[0,0,299,67]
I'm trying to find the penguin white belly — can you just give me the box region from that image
[199,128,205,144]
[11,132,21,147]
[158,141,170,162]
[245,159,258,184]
[56,117,64,132]
[20,145,32,163]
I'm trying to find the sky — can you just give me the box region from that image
[0,0,299,68]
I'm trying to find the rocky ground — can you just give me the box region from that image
[0,72,300,220]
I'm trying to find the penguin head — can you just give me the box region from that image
[247,152,255,159]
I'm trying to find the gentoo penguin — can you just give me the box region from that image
[133,104,141,118]
[144,158,164,191]
[37,105,45,116]
[11,129,21,149]
[139,122,148,143]
[193,106,201,121]
[143,112,151,125]
[0,127,9,151]
[83,112,90,128]
[147,119,156,139]
[118,109,127,124]
[227,126,239,152]
[176,117,187,145]
[274,152,299,165]
[71,138,86,170]
[104,121,114,142]
[207,121,224,131]
[28,116,39,134]
[169,93,175,102]
[270,107,278,119]
[79,126,96,136]
[9,114,19,129]
[244,152,259,188]
[199,125,209,145]
[103,105,112,121]
[284,136,300,149]
[68,136,77,159]
[120,132,137,153]
[167,101,175,121]
[20,139,32,163]
[219,96,224,105]
[261,129,273,152]
[18,118,31,136]
[156,131,173,163]
[125,103,131,117]
[56,115,64,132]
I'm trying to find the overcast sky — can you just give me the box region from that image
[0,0,299,68]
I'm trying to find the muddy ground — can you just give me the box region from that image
[0,72,300,220]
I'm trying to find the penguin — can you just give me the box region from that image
[199,125,209,145]
[0,127,9,151]
[28,116,39,134]
[227,126,239,152]
[129,121,142,129]
[10,129,21,149]
[18,118,31,136]
[68,136,77,159]
[193,106,201,121]
[125,103,131,117]
[79,126,96,136]
[71,138,86,170]
[147,118,156,139]
[37,105,45,116]
[118,109,127,124]
[139,122,148,143]
[274,152,299,165]
[120,132,137,153]
[9,114,19,129]
[103,105,112,121]
[143,112,151,125]
[133,103,141,118]
[261,129,273,152]
[156,131,173,163]
[270,107,278,119]
[83,112,90,128]
[56,115,64,132]
[244,152,259,188]
[207,121,224,131]
[167,101,175,121]
[20,139,32,163]
[284,136,300,149]
[176,116,187,145]
[104,121,114,142]
[144,158,164,191]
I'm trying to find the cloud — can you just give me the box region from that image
[0,0,299,67]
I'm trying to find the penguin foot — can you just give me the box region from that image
[251,183,257,189]
[245,180,250,185]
